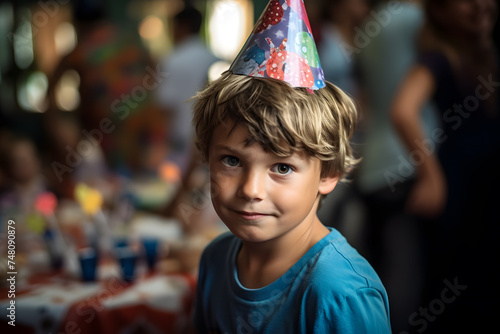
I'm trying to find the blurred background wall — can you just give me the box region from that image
[0,0,266,144]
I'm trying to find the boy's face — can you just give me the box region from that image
[208,120,338,243]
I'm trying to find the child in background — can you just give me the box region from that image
[0,136,46,214]
[0,136,50,262]
[191,1,391,332]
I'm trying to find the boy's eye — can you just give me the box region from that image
[272,164,292,175]
[221,155,241,167]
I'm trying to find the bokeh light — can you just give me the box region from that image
[54,22,77,57]
[159,161,181,184]
[17,71,48,112]
[13,9,34,70]
[208,60,231,81]
[55,69,80,111]
[139,15,164,40]
[208,0,252,61]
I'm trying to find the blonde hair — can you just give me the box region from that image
[192,72,359,180]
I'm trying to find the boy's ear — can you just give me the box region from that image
[318,173,341,195]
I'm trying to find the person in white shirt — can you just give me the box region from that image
[157,5,219,173]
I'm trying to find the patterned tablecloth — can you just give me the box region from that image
[0,271,196,334]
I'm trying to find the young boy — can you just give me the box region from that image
[190,71,391,333]
[190,1,391,332]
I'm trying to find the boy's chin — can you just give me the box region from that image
[227,226,274,244]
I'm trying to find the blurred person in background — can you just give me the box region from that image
[317,0,369,97]
[353,0,439,331]
[315,0,370,254]
[45,0,167,197]
[156,4,219,231]
[0,135,47,216]
[391,0,499,331]
[156,4,218,174]
[0,135,62,272]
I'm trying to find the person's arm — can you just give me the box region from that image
[390,65,446,218]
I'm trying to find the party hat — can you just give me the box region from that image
[229,0,325,90]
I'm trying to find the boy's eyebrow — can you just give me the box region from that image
[212,144,239,153]
[214,143,305,162]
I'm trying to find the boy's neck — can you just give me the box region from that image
[236,216,330,289]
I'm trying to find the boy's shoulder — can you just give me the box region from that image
[301,228,386,297]
[300,229,391,332]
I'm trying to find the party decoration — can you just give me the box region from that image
[230,0,325,90]
[35,192,58,216]
[75,183,103,216]
[27,213,46,234]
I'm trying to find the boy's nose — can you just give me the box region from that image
[237,169,265,201]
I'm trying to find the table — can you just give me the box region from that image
[0,270,196,334]
[0,198,216,334]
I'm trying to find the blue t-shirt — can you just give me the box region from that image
[194,228,391,333]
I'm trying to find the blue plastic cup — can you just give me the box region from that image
[78,248,98,282]
[116,247,137,282]
[114,236,128,249]
[141,238,159,271]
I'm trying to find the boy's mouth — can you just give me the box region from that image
[233,210,272,221]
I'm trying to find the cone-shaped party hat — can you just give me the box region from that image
[229,0,325,90]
